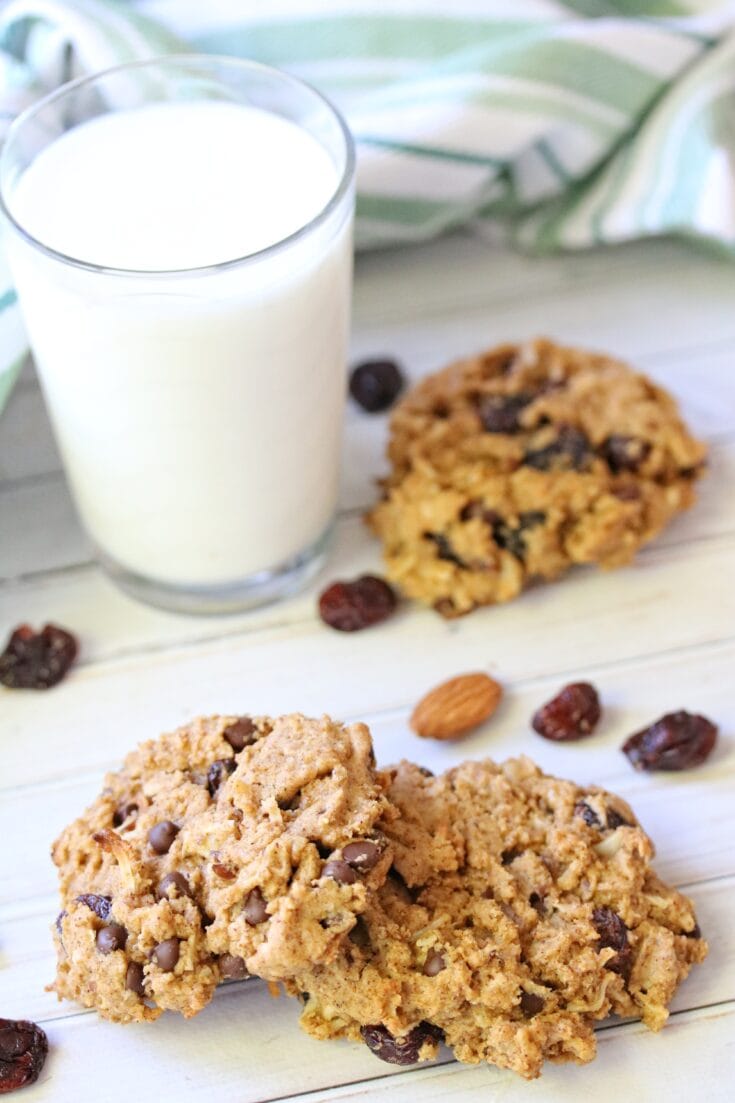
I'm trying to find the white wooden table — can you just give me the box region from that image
[1,234,734,1102]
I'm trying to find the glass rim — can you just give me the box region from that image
[0,53,356,279]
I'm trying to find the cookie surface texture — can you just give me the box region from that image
[52,714,391,1022]
[370,338,706,615]
[290,757,707,1079]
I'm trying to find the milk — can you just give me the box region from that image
[6,100,352,598]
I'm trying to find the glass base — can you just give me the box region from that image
[96,524,333,615]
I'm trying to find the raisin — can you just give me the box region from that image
[524,427,591,471]
[592,907,633,977]
[574,800,602,828]
[424,532,466,567]
[602,435,650,473]
[318,575,397,632]
[0,623,78,689]
[0,1018,48,1093]
[532,683,601,741]
[75,894,112,921]
[360,1022,443,1065]
[478,393,532,433]
[349,359,404,413]
[606,808,631,829]
[492,510,546,559]
[623,711,717,771]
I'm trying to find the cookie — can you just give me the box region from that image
[370,338,706,616]
[52,714,392,1023]
[287,757,707,1080]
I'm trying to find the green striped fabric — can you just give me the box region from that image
[1,0,734,409]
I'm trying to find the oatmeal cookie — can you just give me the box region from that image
[370,338,706,615]
[52,713,392,1023]
[287,758,706,1079]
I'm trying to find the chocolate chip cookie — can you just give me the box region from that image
[287,757,706,1079]
[52,714,392,1023]
[369,339,706,616]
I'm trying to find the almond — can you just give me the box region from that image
[410,672,502,740]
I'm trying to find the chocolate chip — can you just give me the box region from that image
[342,840,380,873]
[501,848,522,866]
[524,427,591,471]
[156,872,191,900]
[622,711,717,771]
[602,434,650,473]
[360,1022,442,1066]
[592,907,633,977]
[219,953,249,980]
[151,938,180,972]
[685,922,702,940]
[520,991,545,1018]
[532,682,601,741]
[96,923,127,954]
[478,392,532,433]
[112,802,138,828]
[424,532,466,568]
[206,758,236,797]
[243,887,268,925]
[423,950,446,976]
[0,1018,48,1092]
[148,820,179,855]
[349,359,405,413]
[417,766,434,777]
[125,961,146,996]
[223,717,257,752]
[318,575,397,632]
[529,892,544,914]
[322,859,358,885]
[76,893,112,921]
[0,622,78,689]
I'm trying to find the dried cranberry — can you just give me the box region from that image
[0,1018,48,1093]
[478,393,532,433]
[622,710,717,771]
[532,683,601,741]
[318,575,397,632]
[524,427,591,471]
[592,907,633,977]
[602,435,650,473]
[360,1022,442,1065]
[349,359,404,413]
[75,894,112,921]
[0,623,78,689]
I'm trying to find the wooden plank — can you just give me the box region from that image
[325,1004,735,1102]
[6,935,732,1102]
[0,431,733,671]
[1,529,734,791]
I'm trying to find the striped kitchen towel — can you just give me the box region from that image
[1,0,735,409]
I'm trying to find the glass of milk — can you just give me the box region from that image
[0,57,355,613]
